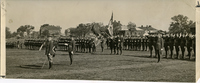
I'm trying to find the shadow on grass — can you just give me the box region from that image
[123,55,150,58]
[123,55,195,62]
[19,65,42,69]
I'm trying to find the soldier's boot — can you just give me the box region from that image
[70,54,73,65]
[157,54,160,63]
[49,62,52,69]
[120,49,122,55]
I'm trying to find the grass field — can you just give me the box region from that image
[6,47,195,82]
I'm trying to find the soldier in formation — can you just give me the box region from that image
[146,33,195,60]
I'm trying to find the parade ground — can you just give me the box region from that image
[6,47,195,82]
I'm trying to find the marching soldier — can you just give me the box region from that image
[100,37,105,52]
[180,33,186,59]
[192,35,195,57]
[142,36,145,51]
[106,38,109,49]
[85,38,89,53]
[88,38,93,53]
[145,36,149,51]
[81,38,85,53]
[128,36,131,50]
[39,35,56,69]
[138,36,142,51]
[113,36,117,54]
[109,37,115,54]
[169,34,174,58]
[148,35,154,57]
[123,37,127,50]
[134,36,137,51]
[135,37,138,51]
[174,33,181,59]
[131,37,134,50]
[116,35,124,55]
[153,35,157,57]
[186,33,193,60]
[163,34,169,58]
[75,38,79,52]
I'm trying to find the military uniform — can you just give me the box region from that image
[106,38,109,49]
[116,36,123,55]
[192,36,195,57]
[109,38,115,54]
[128,37,131,50]
[142,37,145,51]
[100,39,105,52]
[81,38,85,52]
[155,36,164,63]
[148,36,154,57]
[186,36,192,59]
[138,37,141,51]
[68,39,76,65]
[43,38,56,69]
[145,37,149,51]
[180,36,186,59]
[169,36,175,58]
[175,36,181,59]
[153,36,157,57]
[163,35,169,58]
[133,37,136,51]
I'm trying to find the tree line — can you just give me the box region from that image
[6,14,195,39]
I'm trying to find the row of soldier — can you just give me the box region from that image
[73,37,97,53]
[106,36,149,51]
[6,33,196,61]
[105,33,195,60]
[161,33,195,60]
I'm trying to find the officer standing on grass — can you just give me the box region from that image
[155,33,164,63]
[67,35,76,65]
[39,35,56,69]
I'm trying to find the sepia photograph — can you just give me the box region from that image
[2,0,198,82]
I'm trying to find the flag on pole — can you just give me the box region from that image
[91,25,99,36]
[107,13,113,36]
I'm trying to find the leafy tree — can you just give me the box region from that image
[127,22,136,36]
[127,22,136,31]
[6,27,12,39]
[112,20,122,35]
[11,32,18,37]
[169,14,195,34]
[42,30,50,37]
[41,24,49,28]
[17,25,34,37]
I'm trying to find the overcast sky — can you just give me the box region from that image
[5,0,196,33]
